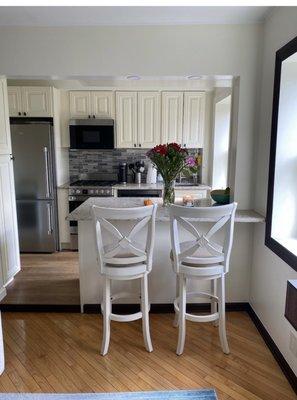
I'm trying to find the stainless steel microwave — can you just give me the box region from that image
[69,119,114,149]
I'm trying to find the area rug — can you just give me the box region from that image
[0,390,217,399]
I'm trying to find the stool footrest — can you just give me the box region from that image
[186,311,219,323]
[110,311,142,322]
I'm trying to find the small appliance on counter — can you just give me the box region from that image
[118,162,128,184]
[146,162,157,184]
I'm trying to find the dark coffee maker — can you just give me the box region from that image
[118,162,128,184]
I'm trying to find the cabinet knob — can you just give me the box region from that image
[88,115,91,118]
[93,115,95,118]
[23,112,27,116]
[18,112,21,116]
[184,143,186,147]
[139,144,141,147]
[134,144,136,147]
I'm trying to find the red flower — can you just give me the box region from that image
[168,142,182,152]
[153,144,168,156]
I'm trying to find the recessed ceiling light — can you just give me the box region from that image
[126,75,141,80]
[187,75,202,80]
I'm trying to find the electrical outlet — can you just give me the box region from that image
[289,331,297,357]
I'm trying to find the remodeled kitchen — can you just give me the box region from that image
[1,77,264,309]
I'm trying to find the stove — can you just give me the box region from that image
[69,174,117,197]
[68,174,118,249]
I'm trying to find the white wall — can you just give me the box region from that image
[251,7,297,374]
[0,24,263,209]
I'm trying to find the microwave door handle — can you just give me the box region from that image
[43,147,51,198]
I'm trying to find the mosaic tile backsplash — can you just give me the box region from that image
[69,148,202,182]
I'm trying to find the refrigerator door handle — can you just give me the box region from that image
[46,202,53,235]
[43,146,51,198]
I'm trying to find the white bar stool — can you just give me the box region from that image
[92,204,157,356]
[169,203,237,355]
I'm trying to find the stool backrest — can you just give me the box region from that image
[92,204,157,273]
[169,203,237,273]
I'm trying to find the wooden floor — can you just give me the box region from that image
[0,312,294,399]
[2,252,80,305]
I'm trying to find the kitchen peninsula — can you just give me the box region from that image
[67,198,264,312]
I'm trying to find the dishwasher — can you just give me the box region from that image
[117,189,162,198]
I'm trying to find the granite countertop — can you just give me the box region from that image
[67,197,265,223]
[113,183,211,191]
[59,182,211,190]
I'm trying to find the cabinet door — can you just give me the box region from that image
[138,92,161,148]
[116,92,137,148]
[183,92,205,148]
[161,92,183,144]
[0,155,20,285]
[0,80,12,154]
[7,87,22,117]
[91,91,115,118]
[22,87,53,117]
[69,91,91,118]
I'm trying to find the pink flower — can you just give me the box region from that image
[186,156,196,167]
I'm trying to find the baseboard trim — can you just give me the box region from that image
[247,305,297,394]
[83,302,250,314]
[0,304,81,313]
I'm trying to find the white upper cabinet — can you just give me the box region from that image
[69,91,115,118]
[116,92,137,148]
[69,91,91,118]
[22,87,52,117]
[0,80,12,154]
[91,91,115,118]
[7,86,53,117]
[138,92,160,148]
[161,92,183,144]
[0,154,20,285]
[183,92,205,148]
[7,87,22,117]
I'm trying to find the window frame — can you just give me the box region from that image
[265,35,297,272]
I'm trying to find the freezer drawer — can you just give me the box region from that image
[16,200,56,253]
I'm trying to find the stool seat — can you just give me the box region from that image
[103,263,147,278]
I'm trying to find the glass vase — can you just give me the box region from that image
[163,180,175,206]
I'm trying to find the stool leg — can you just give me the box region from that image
[173,274,180,327]
[211,279,219,327]
[176,274,186,355]
[101,276,111,356]
[141,274,153,352]
[218,274,229,354]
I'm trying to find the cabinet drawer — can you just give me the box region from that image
[174,189,207,199]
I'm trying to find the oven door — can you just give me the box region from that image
[70,123,114,149]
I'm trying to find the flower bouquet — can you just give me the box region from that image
[183,153,202,184]
[147,143,188,205]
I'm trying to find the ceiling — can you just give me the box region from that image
[0,6,272,27]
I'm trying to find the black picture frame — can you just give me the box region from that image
[265,35,297,272]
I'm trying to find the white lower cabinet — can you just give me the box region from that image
[0,155,20,285]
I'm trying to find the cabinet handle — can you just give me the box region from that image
[88,115,91,118]
[18,112,21,116]
[134,144,136,147]
[23,112,27,116]
[139,144,141,147]
[93,115,95,118]
[184,143,186,147]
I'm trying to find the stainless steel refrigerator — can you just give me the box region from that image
[10,119,59,253]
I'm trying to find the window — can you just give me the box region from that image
[266,35,297,272]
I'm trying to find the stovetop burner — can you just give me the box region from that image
[70,180,118,187]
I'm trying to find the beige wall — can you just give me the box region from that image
[0,24,262,209]
[251,7,297,374]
